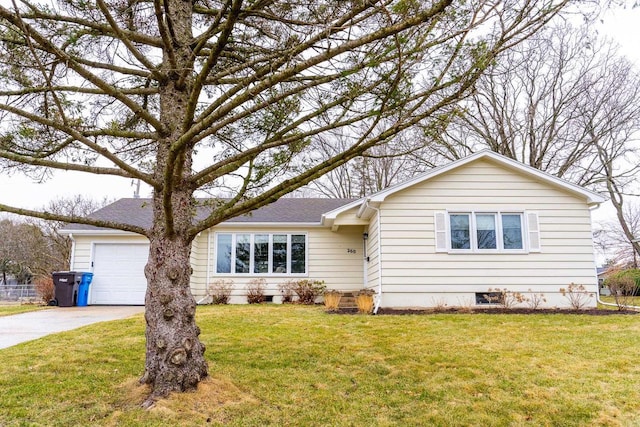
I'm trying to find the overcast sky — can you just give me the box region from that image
[0,6,639,214]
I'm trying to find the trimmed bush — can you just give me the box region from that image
[246,278,267,304]
[208,279,234,304]
[293,279,326,305]
[278,280,296,303]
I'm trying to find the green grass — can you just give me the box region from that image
[1,305,640,426]
[0,304,47,317]
[599,295,640,310]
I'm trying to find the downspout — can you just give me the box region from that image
[595,292,640,311]
[69,233,76,271]
[366,201,383,314]
[363,232,368,292]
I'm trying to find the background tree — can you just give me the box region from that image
[431,22,640,187]
[595,201,640,268]
[0,196,110,286]
[30,195,112,273]
[425,21,640,266]
[308,22,640,200]
[0,0,573,402]
[0,218,50,284]
[307,129,442,198]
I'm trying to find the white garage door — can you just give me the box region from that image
[90,244,149,305]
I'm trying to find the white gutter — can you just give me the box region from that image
[365,201,383,314]
[363,233,368,292]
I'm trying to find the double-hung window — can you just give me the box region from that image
[435,211,536,253]
[215,233,307,275]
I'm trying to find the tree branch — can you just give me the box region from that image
[0,203,148,236]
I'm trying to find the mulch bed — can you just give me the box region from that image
[331,307,639,315]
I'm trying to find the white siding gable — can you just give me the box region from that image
[376,158,599,309]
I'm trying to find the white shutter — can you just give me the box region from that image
[434,211,448,252]
[527,212,541,252]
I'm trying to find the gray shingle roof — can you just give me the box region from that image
[63,197,357,231]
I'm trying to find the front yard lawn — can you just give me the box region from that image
[0,304,47,317]
[1,305,639,426]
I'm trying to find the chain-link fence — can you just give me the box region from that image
[0,284,37,301]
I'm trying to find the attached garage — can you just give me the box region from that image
[90,243,149,305]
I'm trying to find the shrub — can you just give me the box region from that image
[526,289,547,309]
[293,279,326,305]
[323,290,342,311]
[485,288,526,309]
[208,279,234,304]
[455,297,475,313]
[430,297,448,311]
[605,275,637,310]
[355,289,375,314]
[246,278,267,304]
[34,276,54,304]
[605,269,640,297]
[559,283,594,310]
[278,280,296,303]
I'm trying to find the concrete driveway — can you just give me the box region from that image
[0,306,144,349]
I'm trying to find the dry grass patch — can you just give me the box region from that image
[108,376,258,425]
[323,290,342,311]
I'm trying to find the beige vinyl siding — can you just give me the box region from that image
[206,225,364,303]
[70,234,209,299]
[71,234,149,272]
[71,235,93,271]
[365,211,380,293]
[333,207,369,226]
[378,158,598,308]
[189,232,209,298]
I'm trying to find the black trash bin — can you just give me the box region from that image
[51,272,80,307]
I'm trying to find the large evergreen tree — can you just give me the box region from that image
[0,0,570,403]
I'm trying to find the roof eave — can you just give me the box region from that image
[215,221,326,228]
[321,198,366,223]
[58,229,143,236]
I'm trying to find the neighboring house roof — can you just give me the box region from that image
[597,266,619,278]
[323,150,606,225]
[62,197,356,232]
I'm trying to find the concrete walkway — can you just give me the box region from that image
[0,306,144,349]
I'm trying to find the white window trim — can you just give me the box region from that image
[445,210,529,254]
[213,232,309,276]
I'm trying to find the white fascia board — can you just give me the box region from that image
[320,198,366,225]
[214,222,325,228]
[367,150,606,205]
[61,222,328,236]
[58,229,140,236]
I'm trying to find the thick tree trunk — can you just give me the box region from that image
[139,195,208,401]
[136,0,208,403]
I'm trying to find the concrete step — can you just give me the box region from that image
[338,292,357,308]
